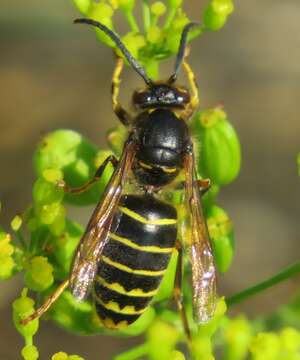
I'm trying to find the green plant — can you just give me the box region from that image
[2,1,300,359]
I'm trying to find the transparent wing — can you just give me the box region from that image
[70,138,137,301]
[183,150,217,324]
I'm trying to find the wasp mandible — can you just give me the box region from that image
[22,18,217,341]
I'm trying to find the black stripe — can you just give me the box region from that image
[97,261,163,292]
[102,239,171,271]
[114,213,177,248]
[95,302,139,325]
[94,282,151,311]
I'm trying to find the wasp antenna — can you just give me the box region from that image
[74,18,152,85]
[169,22,200,83]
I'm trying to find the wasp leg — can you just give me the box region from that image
[112,57,132,127]
[174,241,192,343]
[21,279,69,325]
[197,178,211,196]
[176,178,211,195]
[58,155,118,194]
[181,60,199,121]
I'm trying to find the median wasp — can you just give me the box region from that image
[22,18,217,341]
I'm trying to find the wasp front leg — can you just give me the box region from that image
[174,241,192,343]
[112,57,132,127]
[182,60,199,121]
[57,155,118,194]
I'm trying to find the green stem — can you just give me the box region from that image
[226,260,300,307]
[113,343,149,360]
[124,10,139,32]
[142,0,151,32]
[163,8,177,29]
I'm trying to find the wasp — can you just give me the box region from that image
[22,18,217,341]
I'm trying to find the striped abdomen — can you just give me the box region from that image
[93,194,177,329]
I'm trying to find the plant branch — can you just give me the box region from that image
[226,260,300,307]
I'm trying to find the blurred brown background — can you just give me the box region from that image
[0,0,299,359]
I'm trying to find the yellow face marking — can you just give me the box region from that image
[109,232,173,253]
[96,276,158,297]
[94,294,146,315]
[118,206,177,226]
[101,317,128,329]
[101,256,166,276]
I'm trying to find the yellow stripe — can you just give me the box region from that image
[102,256,166,276]
[138,160,153,170]
[109,232,173,253]
[94,293,146,315]
[161,166,178,174]
[118,206,177,226]
[96,276,158,297]
[101,317,128,329]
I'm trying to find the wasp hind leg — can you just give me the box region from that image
[182,60,199,121]
[112,57,132,127]
[20,279,69,325]
[58,155,118,194]
[174,241,192,344]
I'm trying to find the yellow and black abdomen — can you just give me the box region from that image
[93,194,177,329]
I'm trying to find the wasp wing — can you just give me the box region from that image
[183,151,217,323]
[70,138,137,301]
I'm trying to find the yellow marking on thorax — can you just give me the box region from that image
[94,294,146,315]
[109,232,173,253]
[102,256,166,276]
[96,276,158,297]
[118,206,177,226]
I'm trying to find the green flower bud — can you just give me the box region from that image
[147,26,163,44]
[297,153,300,176]
[151,2,167,17]
[106,126,127,156]
[223,315,252,360]
[43,168,64,183]
[21,345,39,360]
[202,184,220,213]
[171,351,186,360]
[212,0,234,16]
[68,355,85,360]
[119,33,146,59]
[250,332,281,360]
[11,215,23,231]
[207,205,234,273]
[0,254,15,279]
[191,108,241,186]
[0,232,14,256]
[47,290,104,335]
[203,4,227,31]
[24,256,54,292]
[72,0,91,15]
[144,59,159,80]
[147,320,178,360]
[0,233,16,279]
[39,202,65,226]
[33,178,64,206]
[280,327,300,353]
[52,353,68,360]
[13,289,39,339]
[48,219,83,280]
[33,129,102,205]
